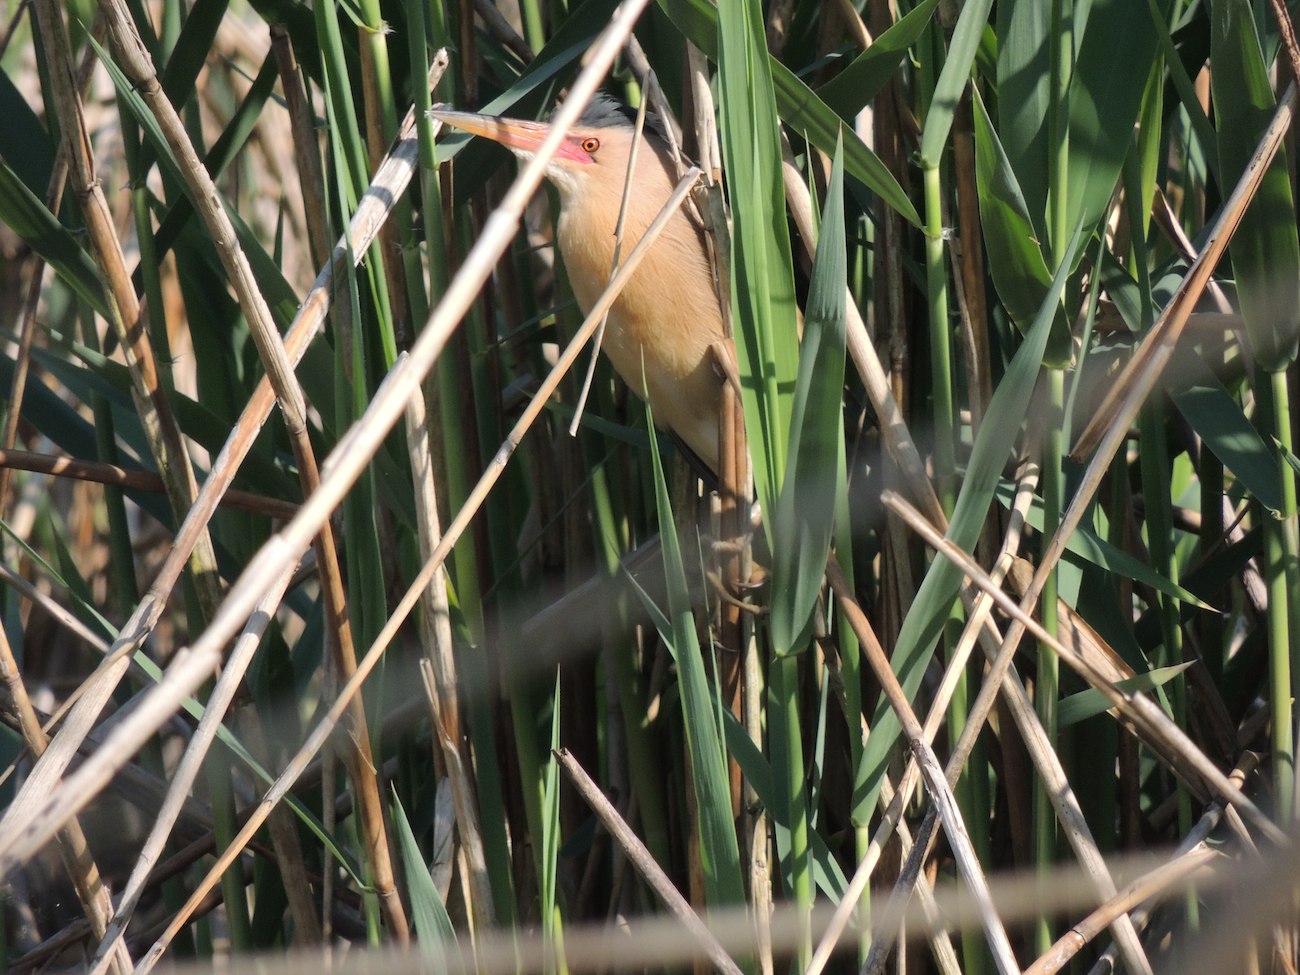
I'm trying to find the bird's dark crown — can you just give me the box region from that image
[561,91,670,143]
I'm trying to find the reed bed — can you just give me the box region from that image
[0,0,1297,972]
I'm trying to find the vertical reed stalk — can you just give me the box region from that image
[1034,0,1072,951]
[1264,368,1297,820]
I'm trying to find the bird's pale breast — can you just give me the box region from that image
[555,145,728,473]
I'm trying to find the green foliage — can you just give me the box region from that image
[391,792,458,954]
[629,397,745,910]
[1057,664,1193,727]
[0,0,1294,970]
[657,0,920,226]
[769,139,846,658]
[0,161,108,315]
[971,89,1072,366]
[918,0,993,165]
[1212,0,1300,372]
[854,232,1081,817]
[817,0,940,120]
[714,0,800,517]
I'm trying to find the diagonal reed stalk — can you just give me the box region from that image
[4,0,1300,970]
[132,166,699,970]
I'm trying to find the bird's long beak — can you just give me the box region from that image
[430,109,549,152]
[430,108,591,165]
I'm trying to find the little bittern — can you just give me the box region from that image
[432,96,730,475]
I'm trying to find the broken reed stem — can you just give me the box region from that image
[805,461,1039,975]
[1026,847,1222,975]
[555,748,745,975]
[826,559,1020,975]
[883,489,1289,849]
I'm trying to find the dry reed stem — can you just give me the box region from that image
[0,258,47,510]
[403,390,458,741]
[805,459,1038,975]
[0,572,289,874]
[407,380,494,932]
[872,769,962,975]
[127,156,698,967]
[831,0,873,49]
[0,51,436,816]
[95,0,308,428]
[419,662,495,934]
[938,460,1039,717]
[959,604,1154,975]
[269,25,330,271]
[85,559,332,969]
[1270,0,1300,87]
[0,613,131,974]
[950,99,992,427]
[254,742,325,948]
[103,846,1255,975]
[839,463,1152,975]
[299,464,408,942]
[570,92,650,435]
[1040,85,1297,714]
[1122,824,1300,975]
[11,10,199,971]
[33,841,1258,974]
[94,0,409,937]
[705,69,752,839]
[0,60,439,875]
[0,449,300,518]
[37,21,660,961]
[624,43,684,150]
[0,562,112,662]
[31,2,220,617]
[826,559,1021,975]
[474,0,533,62]
[884,490,1289,848]
[876,449,1149,975]
[126,0,655,697]
[1149,187,1234,315]
[8,732,395,972]
[0,12,97,507]
[556,748,746,975]
[842,87,1300,953]
[685,40,731,303]
[1028,846,1223,975]
[1085,753,1259,975]
[10,865,240,974]
[0,694,218,839]
[878,487,1234,973]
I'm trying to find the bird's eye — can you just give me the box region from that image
[581,137,601,153]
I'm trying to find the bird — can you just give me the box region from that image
[431,95,731,476]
